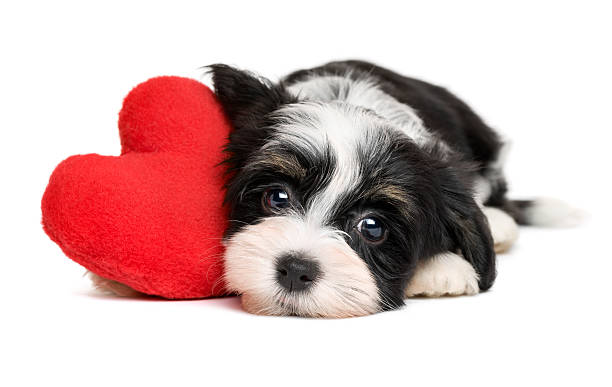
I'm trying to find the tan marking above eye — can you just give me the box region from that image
[250,152,307,180]
[362,184,414,219]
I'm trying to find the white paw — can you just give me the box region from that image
[87,271,143,297]
[405,252,479,298]
[483,207,519,253]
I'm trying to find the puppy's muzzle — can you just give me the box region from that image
[276,253,320,292]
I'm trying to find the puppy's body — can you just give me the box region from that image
[208,60,566,317]
[282,61,523,254]
[283,61,508,209]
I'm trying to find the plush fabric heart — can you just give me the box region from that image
[42,76,232,299]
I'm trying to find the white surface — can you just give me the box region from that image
[1,1,610,386]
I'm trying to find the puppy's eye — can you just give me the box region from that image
[356,217,386,243]
[263,188,291,212]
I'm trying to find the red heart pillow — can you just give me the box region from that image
[42,76,232,299]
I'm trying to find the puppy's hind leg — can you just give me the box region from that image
[87,271,144,297]
[482,206,519,253]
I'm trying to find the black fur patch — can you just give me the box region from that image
[208,64,297,178]
[210,61,498,313]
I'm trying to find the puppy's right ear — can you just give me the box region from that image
[208,64,294,131]
[208,64,295,172]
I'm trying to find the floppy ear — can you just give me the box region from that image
[208,64,295,171]
[208,64,294,129]
[439,166,497,291]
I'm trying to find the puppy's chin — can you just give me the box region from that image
[240,294,283,316]
[239,292,376,318]
[224,216,381,318]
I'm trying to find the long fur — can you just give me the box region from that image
[207,60,573,317]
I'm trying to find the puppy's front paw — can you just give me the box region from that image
[405,252,479,297]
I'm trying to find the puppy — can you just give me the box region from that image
[205,60,575,318]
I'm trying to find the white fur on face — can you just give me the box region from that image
[223,215,380,318]
[268,102,392,224]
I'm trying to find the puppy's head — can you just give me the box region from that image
[210,65,495,317]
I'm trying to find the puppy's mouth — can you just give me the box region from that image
[238,284,380,318]
[223,216,382,318]
[274,295,301,316]
[239,288,315,317]
[239,292,301,317]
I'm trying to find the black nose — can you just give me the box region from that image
[276,254,320,292]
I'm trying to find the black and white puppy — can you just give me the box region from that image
[210,60,572,318]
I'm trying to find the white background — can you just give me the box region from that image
[1,1,610,386]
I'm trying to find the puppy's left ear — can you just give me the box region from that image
[438,166,496,291]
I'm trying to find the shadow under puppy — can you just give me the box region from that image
[209,60,580,318]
